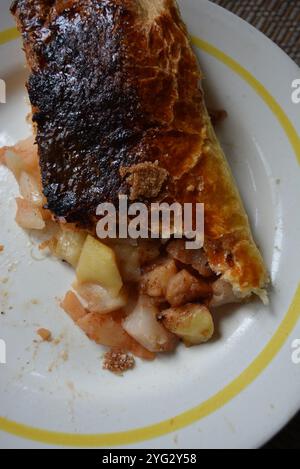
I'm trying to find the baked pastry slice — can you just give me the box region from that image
[6,0,268,366]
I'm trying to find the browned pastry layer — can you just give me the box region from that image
[11,0,203,221]
[11,0,268,297]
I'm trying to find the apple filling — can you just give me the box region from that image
[1,138,238,368]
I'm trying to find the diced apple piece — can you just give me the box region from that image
[61,291,87,322]
[141,259,177,298]
[112,241,141,283]
[3,137,39,179]
[77,311,155,360]
[15,198,45,230]
[74,282,127,314]
[166,270,212,307]
[4,150,25,180]
[123,295,178,353]
[19,171,44,207]
[77,312,129,348]
[161,304,214,346]
[53,229,87,268]
[210,278,239,307]
[12,136,39,173]
[76,235,123,297]
[61,292,153,359]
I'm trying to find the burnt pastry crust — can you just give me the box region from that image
[11,0,268,299]
[11,0,202,220]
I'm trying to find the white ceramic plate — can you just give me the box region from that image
[0,0,299,449]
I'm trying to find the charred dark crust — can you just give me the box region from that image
[10,1,268,294]
[11,0,204,223]
[12,1,145,221]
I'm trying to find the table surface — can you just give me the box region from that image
[212,0,300,66]
[211,0,300,449]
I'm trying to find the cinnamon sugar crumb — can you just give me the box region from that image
[0,245,4,253]
[120,162,169,200]
[208,108,228,126]
[37,328,52,342]
[103,350,135,374]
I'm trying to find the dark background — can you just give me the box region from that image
[211,0,300,449]
[212,0,300,66]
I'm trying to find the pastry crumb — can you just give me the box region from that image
[209,108,228,126]
[120,162,169,201]
[103,350,135,374]
[0,245,4,253]
[37,328,52,342]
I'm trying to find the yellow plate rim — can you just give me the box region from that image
[0,29,299,447]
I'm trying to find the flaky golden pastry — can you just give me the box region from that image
[11,0,268,301]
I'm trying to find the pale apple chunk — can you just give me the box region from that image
[161,304,214,346]
[111,241,141,283]
[4,149,26,180]
[77,311,155,360]
[3,137,39,179]
[74,282,127,314]
[166,270,212,307]
[19,171,44,207]
[53,229,87,268]
[76,235,123,297]
[15,197,45,230]
[210,278,239,307]
[123,295,178,353]
[141,259,177,298]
